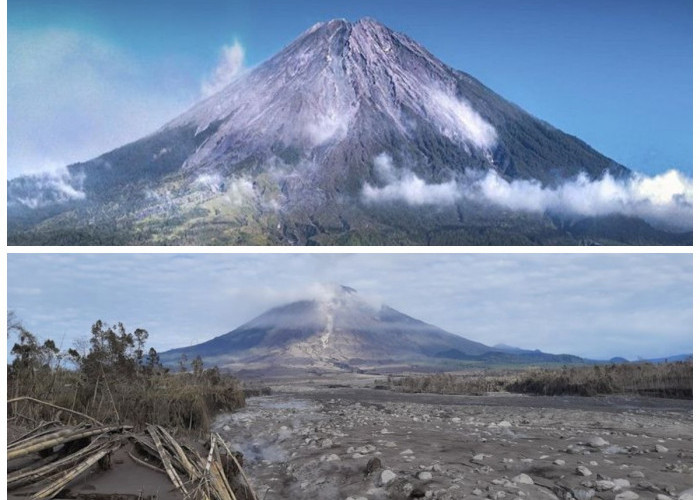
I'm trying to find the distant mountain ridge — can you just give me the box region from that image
[606,354,692,364]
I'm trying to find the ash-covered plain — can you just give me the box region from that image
[214,376,692,500]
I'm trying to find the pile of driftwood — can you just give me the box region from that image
[7,397,257,500]
[132,425,257,500]
[8,420,129,499]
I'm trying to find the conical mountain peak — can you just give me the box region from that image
[168,17,500,174]
[10,18,668,247]
[159,286,493,371]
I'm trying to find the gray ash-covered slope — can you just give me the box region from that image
[8,18,686,245]
[161,285,492,369]
[159,285,582,372]
[164,17,625,188]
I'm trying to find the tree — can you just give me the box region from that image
[191,355,204,378]
[66,348,81,366]
[7,311,23,338]
[10,330,59,372]
[81,320,140,379]
[147,347,161,373]
[8,319,61,396]
[134,328,149,366]
[178,353,188,373]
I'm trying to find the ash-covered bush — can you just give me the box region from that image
[8,316,245,434]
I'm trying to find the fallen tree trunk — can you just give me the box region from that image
[8,424,130,460]
[8,420,257,500]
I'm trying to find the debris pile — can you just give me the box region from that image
[131,425,257,500]
[7,397,257,500]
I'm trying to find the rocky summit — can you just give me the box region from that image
[7,18,691,245]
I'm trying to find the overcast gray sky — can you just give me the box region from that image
[6,253,692,360]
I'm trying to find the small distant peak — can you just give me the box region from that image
[339,285,357,294]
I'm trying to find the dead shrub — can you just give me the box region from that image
[7,318,245,434]
[387,361,692,399]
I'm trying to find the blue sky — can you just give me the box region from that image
[8,0,692,177]
[7,253,692,361]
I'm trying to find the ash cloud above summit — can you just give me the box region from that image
[7,16,692,245]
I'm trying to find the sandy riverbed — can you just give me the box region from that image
[214,385,692,500]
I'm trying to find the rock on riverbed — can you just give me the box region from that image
[213,383,692,500]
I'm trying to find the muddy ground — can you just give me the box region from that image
[215,378,692,500]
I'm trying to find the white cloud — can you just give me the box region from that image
[224,177,256,206]
[225,281,385,315]
[362,154,461,205]
[474,169,693,231]
[8,28,194,178]
[194,173,256,205]
[427,88,498,150]
[372,153,396,182]
[362,175,460,206]
[304,110,351,145]
[9,167,86,209]
[195,173,225,193]
[201,40,246,97]
[361,154,693,231]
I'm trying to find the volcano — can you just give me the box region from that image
[7,18,691,245]
[158,284,584,373]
